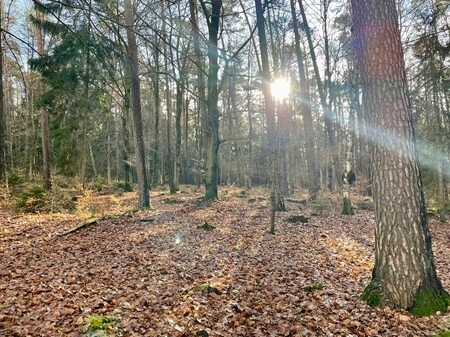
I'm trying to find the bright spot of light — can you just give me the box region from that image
[271,78,290,101]
[175,237,182,245]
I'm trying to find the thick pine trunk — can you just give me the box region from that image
[352,0,449,315]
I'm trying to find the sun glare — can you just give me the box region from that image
[271,78,290,101]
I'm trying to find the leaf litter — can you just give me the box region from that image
[0,186,449,336]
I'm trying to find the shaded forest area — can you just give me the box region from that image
[1,0,450,335]
[0,186,450,336]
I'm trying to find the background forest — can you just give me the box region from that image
[0,0,449,214]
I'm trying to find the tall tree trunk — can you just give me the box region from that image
[122,71,132,190]
[107,110,112,184]
[80,2,91,188]
[36,9,51,190]
[151,47,161,187]
[255,0,277,233]
[190,0,208,187]
[352,0,449,315]
[202,0,222,201]
[174,81,183,191]
[162,1,176,194]
[290,0,319,198]
[298,0,339,190]
[341,78,357,215]
[124,0,150,208]
[0,2,5,182]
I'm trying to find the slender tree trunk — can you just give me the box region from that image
[0,3,5,182]
[107,111,112,184]
[36,9,51,189]
[151,48,161,187]
[80,3,91,188]
[341,79,357,215]
[353,0,449,315]
[122,71,132,189]
[162,2,176,194]
[183,91,189,183]
[89,143,97,177]
[290,0,319,198]
[202,0,222,201]
[190,0,208,187]
[124,0,150,208]
[255,0,277,233]
[174,81,183,191]
[298,0,339,190]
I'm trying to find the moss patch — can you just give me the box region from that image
[361,279,381,307]
[412,287,450,317]
[434,331,450,337]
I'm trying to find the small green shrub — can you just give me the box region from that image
[15,186,49,213]
[92,176,108,191]
[303,282,324,292]
[435,331,450,337]
[81,315,121,336]
[7,171,24,187]
[114,181,133,192]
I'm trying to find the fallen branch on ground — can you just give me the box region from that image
[58,218,98,236]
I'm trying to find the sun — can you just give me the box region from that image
[271,78,290,101]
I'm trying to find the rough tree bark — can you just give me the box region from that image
[124,0,150,208]
[352,0,449,315]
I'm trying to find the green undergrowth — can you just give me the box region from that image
[15,186,49,213]
[303,282,324,292]
[361,279,381,307]
[434,331,450,337]
[82,315,122,336]
[198,221,215,231]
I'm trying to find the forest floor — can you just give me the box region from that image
[1,185,450,337]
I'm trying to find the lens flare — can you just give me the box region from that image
[271,78,290,101]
